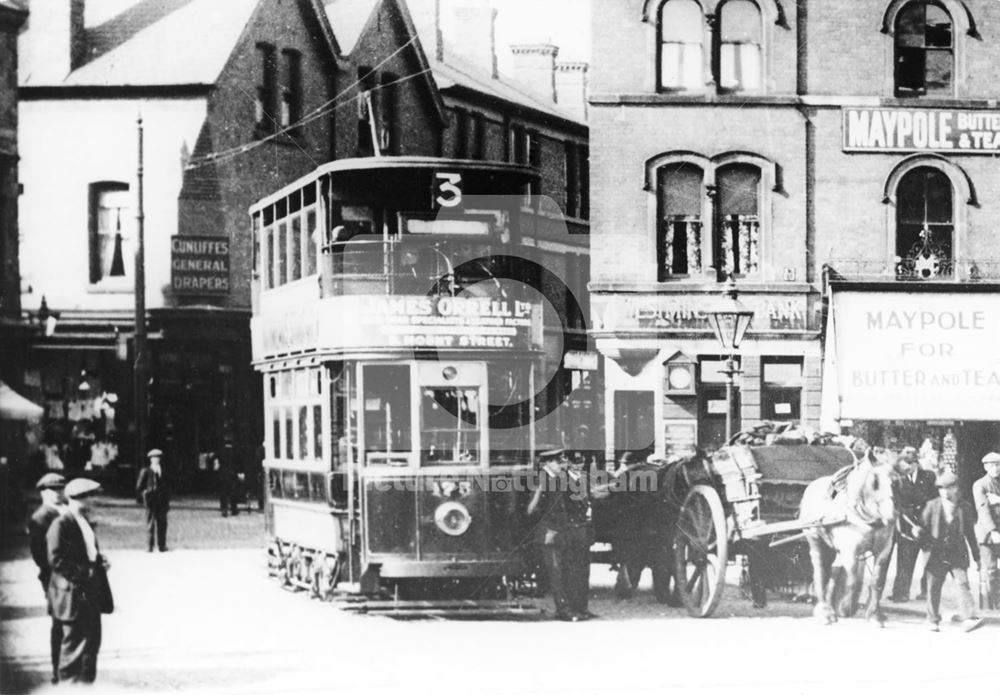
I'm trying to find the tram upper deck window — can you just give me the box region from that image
[421,387,481,465]
[362,364,412,464]
[260,185,320,290]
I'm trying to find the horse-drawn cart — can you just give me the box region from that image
[594,439,856,618]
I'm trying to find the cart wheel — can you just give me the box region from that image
[672,484,728,618]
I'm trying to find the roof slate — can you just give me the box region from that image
[22,0,259,87]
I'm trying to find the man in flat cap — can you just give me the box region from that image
[28,473,65,684]
[136,448,169,552]
[889,446,937,603]
[47,478,109,682]
[920,471,983,633]
[972,451,1000,608]
[527,449,595,621]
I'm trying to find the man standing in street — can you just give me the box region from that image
[47,478,110,683]
[527,449,595,622]
[920,471,983,633]
[28,472,65,684]
[136,448,169,552]
[890,446,937,602]
[972,451,1000,609]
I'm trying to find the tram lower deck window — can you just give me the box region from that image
[421,387,481,465]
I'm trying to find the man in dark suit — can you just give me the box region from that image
[890,446,937,602]
[920,471,983,633]
[527,449,595,621]
[47,478,108,683]
[28,472,65,684]
[136,448,169,551]
[972,451,1000,609]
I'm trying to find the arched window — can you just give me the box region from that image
[658,0,704,90]
[719,0,762,91]
[895,166,953,279]
[657,162,704,277]
[716,163,760,277]
[895,1,953,97]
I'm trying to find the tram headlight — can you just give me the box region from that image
[434,501,472,536]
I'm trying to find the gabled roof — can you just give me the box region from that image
[22,0,260,87]
[324,0,379,56]
[430,53,585,127]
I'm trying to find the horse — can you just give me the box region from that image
[798,444,897,625]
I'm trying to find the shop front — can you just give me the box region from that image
[590,289,822,464]
[822,287,1000,495]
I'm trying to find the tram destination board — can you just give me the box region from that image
[170,235,230,295]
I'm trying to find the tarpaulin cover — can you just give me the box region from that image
[745,445,853,483]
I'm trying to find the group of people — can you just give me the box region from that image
[25,448,170,685]
[27,473,110,684]
[889,448,1000,631]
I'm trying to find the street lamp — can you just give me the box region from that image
[705,275,754,443]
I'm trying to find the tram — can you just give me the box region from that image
[249,157,554,599]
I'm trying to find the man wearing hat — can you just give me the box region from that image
[919,471,983,632]
[47,478,109,682]
[28,472,65,684]
[972,451,1000,608]
[889,446,937,603]
[136,448,169,552]
[527,449,595,621]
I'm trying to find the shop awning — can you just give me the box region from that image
[0,380,44,421]
[821,289,1000,425]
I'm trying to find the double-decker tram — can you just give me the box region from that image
[250,158,551,601]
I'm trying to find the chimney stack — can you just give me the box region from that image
[555,61,589,121]
[448,1,497,78]
[19,0,87,83]
[510,44,559,103]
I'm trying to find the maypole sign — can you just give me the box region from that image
[842,107,1000,153]
[831,292,1000,420]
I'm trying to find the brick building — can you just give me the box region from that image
[16,0,339,486]
[589,0,1000,483]
[0,0,28,464]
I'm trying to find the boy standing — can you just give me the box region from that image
[920,471,983,633]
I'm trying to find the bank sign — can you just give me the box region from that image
[170,236,230,295]
[843,107,1000,153]
[830,292,1000,420]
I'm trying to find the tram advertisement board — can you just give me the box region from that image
[828,291,1000,420]
[170,236,230,294]
[318,295,542,351]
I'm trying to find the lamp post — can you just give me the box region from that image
[705,276,754,443]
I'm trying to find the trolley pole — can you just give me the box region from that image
[133,114,148,466]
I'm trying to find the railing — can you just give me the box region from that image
[318,239,511,298]
[826,258,1000,283]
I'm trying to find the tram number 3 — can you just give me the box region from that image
[433,172,463,209]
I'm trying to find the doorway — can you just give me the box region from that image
[613,390,655,462]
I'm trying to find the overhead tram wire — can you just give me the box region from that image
[184,36,423,172]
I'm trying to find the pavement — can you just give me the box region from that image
[2,491,999,694]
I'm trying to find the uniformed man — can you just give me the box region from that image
[527,449,595,621]
[28,472,66,684]
[136,448,169,552]
[972,451,1000,608]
